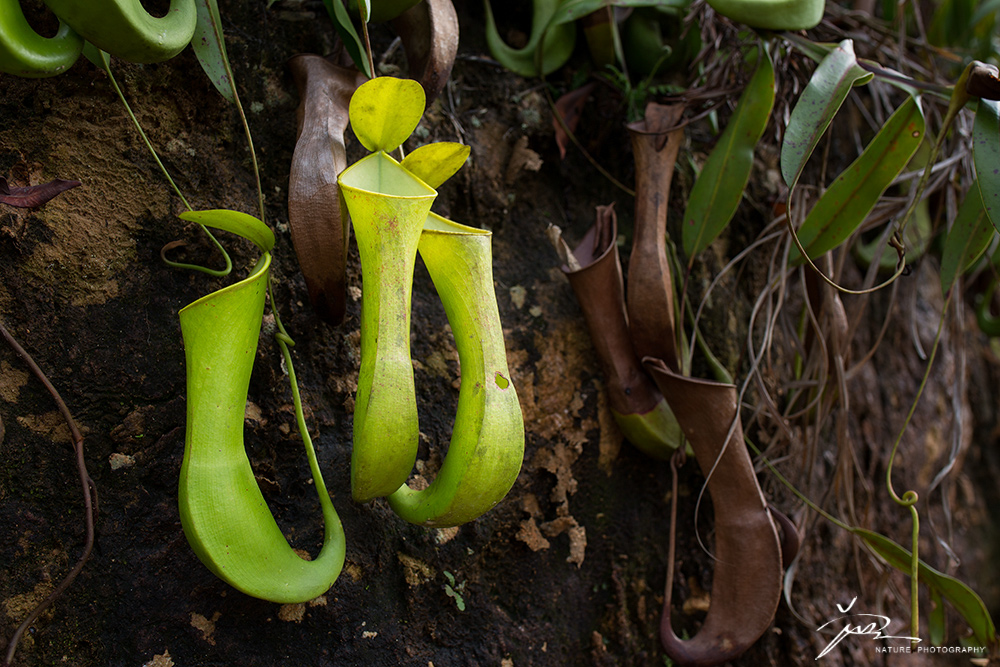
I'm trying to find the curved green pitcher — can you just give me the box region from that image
[339,151,437,502]
[178,212,345,603]
[389,213,525,526]
[42,0,196,63]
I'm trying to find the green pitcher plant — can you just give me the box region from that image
[42,0,196,63]
[177,209,345,603]
[340,149,436,502]
[389,213,524,526]
[0,0,83,77]
[339,77,525,523]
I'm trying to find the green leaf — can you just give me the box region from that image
[789,95,924,264]
[940,183,995,295]
[191,0,235,104]
[780,39,874,188]
[974,99,1000,234]
[400,142,470,188]
[356,0,371,23]
[929,588,946,646]
[322,0,372,77]
[853,527,997,648]
[81,42,111,70]
[682,42,774,258]
[180,209,275,253]
[349,77,425,153]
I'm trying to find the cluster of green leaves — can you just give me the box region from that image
[681,30,1000,651]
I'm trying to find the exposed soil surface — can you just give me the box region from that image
[2,2,1000,666]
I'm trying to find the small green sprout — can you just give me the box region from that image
[443,571,466,612]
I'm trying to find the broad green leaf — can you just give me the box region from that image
[780,39,874,188]
[789,95,924,264]
[180,209,275,253]
[483,0,575,77]
[853,527,997,648]
[349,77,425,153]
[941,183,995,295]
[401,142,471,188]
[929,588,946,646]
[974,99,1000,233]
[322,0,372,77]
[683,42,774,258]
[192,0,235,104]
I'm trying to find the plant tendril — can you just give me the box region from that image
[100,54,234,276]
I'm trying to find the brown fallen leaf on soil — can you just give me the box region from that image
[552,82,597,160]
[287,55,366,325]
[505,135,543,184]
[0,176,80,208]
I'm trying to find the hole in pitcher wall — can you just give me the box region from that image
[495,372,509,389]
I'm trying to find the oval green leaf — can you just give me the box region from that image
[349,76,425,153]
[789,95,924,264]
[321,0,372,77]
[683,41,774,258]
[941,182,995,295]
[180,209,275,253]
[974,99,1000,233]
[400,142,470,188]
[780,39,874,188]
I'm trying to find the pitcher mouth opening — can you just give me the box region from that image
[338,151,437,199]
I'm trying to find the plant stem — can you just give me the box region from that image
[102,57,233,276]
[358,0,375,77]
[883,289,952,647]
[0,319,95,667]
[104,64,192,211]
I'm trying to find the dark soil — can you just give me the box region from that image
[2,2,1000,666]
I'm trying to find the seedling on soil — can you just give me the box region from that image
[443,571,466,611]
